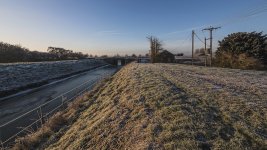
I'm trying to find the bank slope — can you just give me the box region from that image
[16,63,267,150]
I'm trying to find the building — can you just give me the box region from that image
[156,50,175,63]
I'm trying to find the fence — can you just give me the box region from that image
[0,70,114,147]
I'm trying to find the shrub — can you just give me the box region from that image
[215,31,267,69]
[215,52,263,69]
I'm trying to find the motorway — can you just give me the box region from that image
[0,65,118,144]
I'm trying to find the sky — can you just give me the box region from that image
[0,0,267,56]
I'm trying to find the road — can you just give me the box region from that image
[0,65,118,144]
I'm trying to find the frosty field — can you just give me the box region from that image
[13,63,267,150]
[0,59,105,98]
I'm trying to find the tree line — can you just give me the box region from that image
[0,42,88,63]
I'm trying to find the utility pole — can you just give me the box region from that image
[204,37,207,67]
[192,30,194,65]
[204,37,207,54]
[202,26,221,66]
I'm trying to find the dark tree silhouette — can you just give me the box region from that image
[0,41,88,63]
[131,54,137,58]
[147,36,163,63]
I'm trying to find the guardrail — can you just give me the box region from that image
[0,69,114,147]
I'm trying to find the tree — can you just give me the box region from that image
[215,31,267,68]
[147,36,163,63]
[0,42,29,62]
[131,54,137,58]
[100,55,108,58]
[0,41,89,63]
[47,47,87,60]
[114,54,121,57]
[47,47,72,59]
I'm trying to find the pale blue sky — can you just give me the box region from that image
[0,0,266,56]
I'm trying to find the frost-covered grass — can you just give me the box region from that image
[0,59,106,97]
[12,63,267,150]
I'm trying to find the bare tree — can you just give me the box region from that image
[147,36,163,63]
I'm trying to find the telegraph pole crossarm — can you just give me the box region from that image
[202,26,221,66]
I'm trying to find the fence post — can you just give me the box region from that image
[38,106,44,137]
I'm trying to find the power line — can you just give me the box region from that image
[192,31,211,48]
[194,32,205,44]
[165,4,267,38]
[161,1,266,55]
[217,3,267,26]
[202,30,207,40]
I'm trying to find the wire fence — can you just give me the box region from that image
[0,70,114,147]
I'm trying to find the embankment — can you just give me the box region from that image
[12,63,267,150]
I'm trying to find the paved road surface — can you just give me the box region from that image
[0,65,118,144]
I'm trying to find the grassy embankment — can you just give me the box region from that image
[13,63,267,150]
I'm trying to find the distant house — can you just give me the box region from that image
[156,50,175,63]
